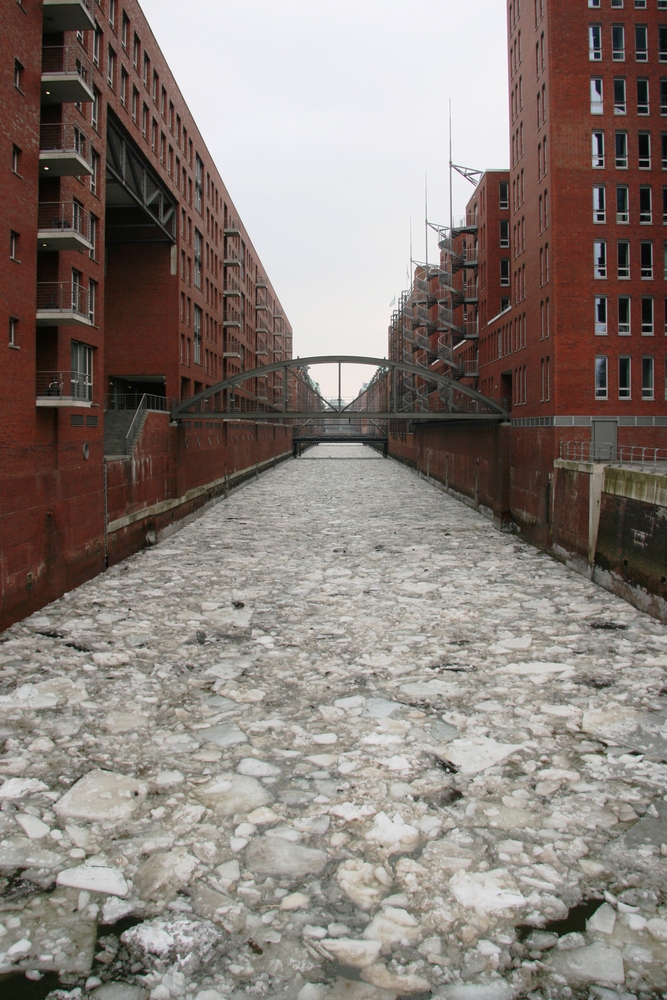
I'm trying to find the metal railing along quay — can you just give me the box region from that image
[560,440,667,472]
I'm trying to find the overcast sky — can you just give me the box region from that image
[140,0,509,396]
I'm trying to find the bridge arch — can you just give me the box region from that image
[171,355,508,422]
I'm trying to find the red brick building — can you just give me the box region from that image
[1,0,294,629]
[483,0,667,449]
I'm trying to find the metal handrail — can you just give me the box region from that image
[106,393,168,412]
[559,441,667,471]
[36,370,91,400]
[38,201,91,240]
[39,123,93,166]
[126,394,148,454]
[42,45,93,84]
[37,281,90,317]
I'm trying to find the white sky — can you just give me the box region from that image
[139,0,509,397]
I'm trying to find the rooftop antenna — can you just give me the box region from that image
[425,170,429,273]
[449,100,453,234]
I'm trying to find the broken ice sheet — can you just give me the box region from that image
[435,736,524,775]
[0,889,97,974]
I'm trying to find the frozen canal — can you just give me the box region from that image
[2,443,667,1000]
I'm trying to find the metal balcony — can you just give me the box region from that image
[39,124,93,177]
[43,0,95,33]
[451,214,479,237]
[224,246,242,268]
[36,370,92,407]
[36,281,92,327]
[38,201,92,252]
[41,47,94,106]
[224,219,241,237]
[223,318,242,328]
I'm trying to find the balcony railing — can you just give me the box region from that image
[36,370,92,402]
[38,201,92,251]
[559,441,667,471]
[39,124,93,176]
[36,281,91,325]
[41,46,94,105]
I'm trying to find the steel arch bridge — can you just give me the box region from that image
[171,356,508,433]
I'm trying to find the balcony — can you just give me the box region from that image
[36,281,92,327]
[40,124,93,177]
[38,201,92,252]
[224,245,242,268]
[36,370,92,407]
[223,318,242,329]
[451,213,479,237]
[224,218,241,237]
[43,0,95,33]
[42,47,94,106]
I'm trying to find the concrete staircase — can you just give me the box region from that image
[104,409,147,458]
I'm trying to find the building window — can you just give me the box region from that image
[619,357,631,398]
[615,131,628,168]
[635,24,648,61]
[661,25,667,62]
[637,78,649,115]
[122,11,129,49]
[664,240,667,279]
[662,80,667,116]
[640,240,653,278]
[594,240,607,278]
[589,24,602,60]
[591,78,604,114]
[638,131,651,168]
[71,341,93,401]
[639,186,653,224]
[92,23,104,68]
[500,220,510,247]
[194,229,202,288]
[595,356,608,398]
[595,296,607,334]
[642,356,654,397]
[109,0,116,28]
[611,0,622,7]
[589,0,601,6]
[616,185,629,223]
[161,86,167,118]
[499,181,509,209]
[143,53,150,88]
[195,154,203,213]
[663,135,667,169]
[152,69,158,103]
[151,117,157,152]
[193,306,202,364]
[500,258,510,286]
[142,102,148,137]
[619,295,631,334]
[91,87,100,130]
[107,46,116,89]
[618,240,630,278]
[14,59,23,91]
[133,32,140,70]
[11,145,21,175]
[593,185,606,222]
[614,78,626,114]
[132,86,138,123]
[120,67,128,107]
[89,280,97,325]
[8,317,18,348]
[612,24,625,60]
[592,130,605,167]
[9,231,19,262]
[90,151,99,197]
[642,296,654,334]
[89,215,97,259]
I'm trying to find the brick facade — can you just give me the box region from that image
[0,0,295,630]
